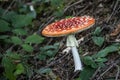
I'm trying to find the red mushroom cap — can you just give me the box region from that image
[42,15,95,37]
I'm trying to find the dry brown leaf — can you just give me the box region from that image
[110,23,120,36]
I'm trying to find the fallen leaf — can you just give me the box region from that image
[110,23,120,36]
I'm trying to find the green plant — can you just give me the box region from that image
[77,27,120,80]
[36,43,59,60]
[34,0,65,17]
[0,4,61,79]
[92,27,104,47]
[2,51,24,80]
[0,6,45,80]
[83,44,119,69]
[76,66,96,80]
[0,0,67,79]
[0,0,66,79]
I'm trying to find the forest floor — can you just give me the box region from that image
[0,0,120,80]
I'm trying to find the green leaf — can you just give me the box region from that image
[2,55,16,80]
[2,11,17,21]
[12,29,27,35]
[76,67,95,80]
[18,5,28,13]
[92,36,104,47]
[4,38,12,43]
[51,0,63,7]
[11,36,22,45]
[95,58,107,62]
[83,56,98,68]
[65,16,74,18]
[14,63,24,76]
[0,8,4,15]
[37,54,46,60]
[38,68,52,74]
[2,56,15,72]
[24,64,34,78]
[0,19,10,32]
[46,50,56,57]
[97,62,105,67]
[4,71,16,80]
[91,62,98,68]
[54,9,64,17]
[5,52,21,60]
[83,56,94,65]
[0,35,9,39]
[93,45,119,58]
[92,27,102,36]
[25,34,44,44]
[37,43,59,60]
[118,51,120,55]
[12,14,33,28]
[22,44,33,52]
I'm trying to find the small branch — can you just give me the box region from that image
[90,67,101,80]
[115,65,120,80]
[64,0,83,13]
[2,0,15,16]
[62,47,71,53]
[97,64,114,80]
[106,0,119,23]
[38,16,55,33]
[47,52,69,67]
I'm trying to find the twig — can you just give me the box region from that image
[71,71,80,79]
[96,56,120,80]
[66,71,69,80]
[2,0,15,16]
[107,39,120,43]
[90,67,101,80]
[0,46,5,54]
[76,5,89,16]
[38,15,55,33]
[106,0,119,23]
[97,64,114,80]
[64,0,83,13]
[115,65,120,80]
[47,52,69,67]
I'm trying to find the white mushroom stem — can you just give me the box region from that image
[71,47,82,71]
[66,35,83,72]
[62,37,84,53]
[29,5,35,11]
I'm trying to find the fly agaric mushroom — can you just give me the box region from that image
[42,15,95,71]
